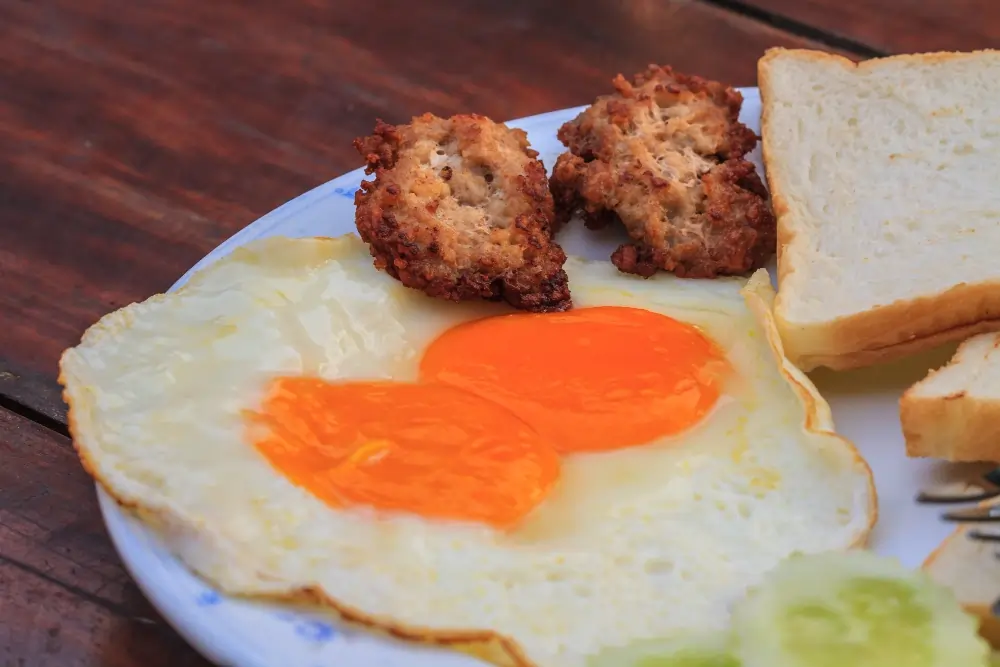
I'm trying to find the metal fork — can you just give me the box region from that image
[916,466,1000,506]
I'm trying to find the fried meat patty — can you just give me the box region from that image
[549,65,776,278]
[354,113,571,312]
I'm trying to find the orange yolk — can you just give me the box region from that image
[419,306,729,453]
[250,378,560,528]
[248,306,729,527]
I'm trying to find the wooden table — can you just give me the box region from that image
[1,1,996,664]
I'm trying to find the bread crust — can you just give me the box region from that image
[900,333,1000,462]
[775,285,1000,372]
[759,47,1000,371]
[901,391,1000,462]
[922,513,1000,648]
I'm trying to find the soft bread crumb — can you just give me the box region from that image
[759,47,1000,371]
[901,332,1000,462]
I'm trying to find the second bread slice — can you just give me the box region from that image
[759,48,1000,371]
[901,332,1000,462]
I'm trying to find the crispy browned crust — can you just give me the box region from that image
[353,113,571,312]
[550,65,776,278]
[58,249,876,667]
[741,271,877,552]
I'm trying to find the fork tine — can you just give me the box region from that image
[969,529,1000,542]
[916,488,1000,504]
[917,467,1000,504]
[942,505,1000,522]
[983,467,1000,488]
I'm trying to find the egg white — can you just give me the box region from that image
[60,234,875,667]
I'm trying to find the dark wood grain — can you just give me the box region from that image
[1,560,211,667]
[0,406,210,667]
[0,359,68,426]
[0,0,836,419]
[735,0,1000,54]
[0,1,930,662]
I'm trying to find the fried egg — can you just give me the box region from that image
[60,234,876,667]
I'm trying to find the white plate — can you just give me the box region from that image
[96,88,966,667]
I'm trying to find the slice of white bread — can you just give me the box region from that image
[758,48,1000,372]
[901,332,1000,462]
[924,521,1000,649]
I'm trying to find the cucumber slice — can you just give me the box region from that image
[730,550,990,667]
[588,633,738,667]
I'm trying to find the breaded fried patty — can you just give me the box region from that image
[550,65,776,278]
[354,114,572,312]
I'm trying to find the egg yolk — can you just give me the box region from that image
[250,378,560,528]
[249,306,729,527]
[419,306,729,453]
